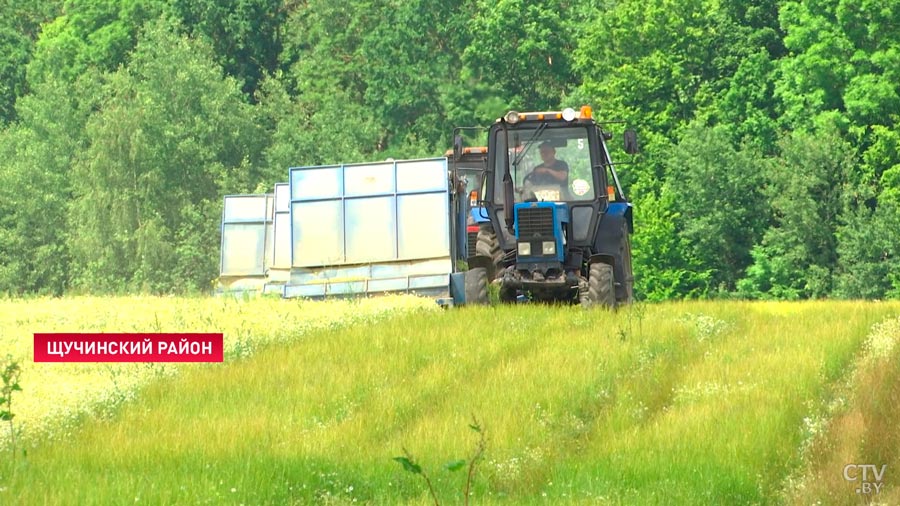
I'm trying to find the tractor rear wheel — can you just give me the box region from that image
[475,224,503,279]
[464,267,489,305]
[620,232,635,304]
[585,262,615,309]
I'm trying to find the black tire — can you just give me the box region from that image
[474,224,499,257]
[475,223,503,278]
[584,263,615,309]
[464,267,489,305]
[577,276,590,306]
[620,232,635,304]
[499,284,517,303]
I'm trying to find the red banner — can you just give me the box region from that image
[34,333,224,363]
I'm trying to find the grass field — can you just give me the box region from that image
[0,298,898,505]
[0,295,433,448]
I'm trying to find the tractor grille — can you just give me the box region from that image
[467,231,478,258]
[517,207,554,239]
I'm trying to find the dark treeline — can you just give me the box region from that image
[0,0,897,299]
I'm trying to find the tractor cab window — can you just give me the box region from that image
[457,168,484,197]
[457,168,485,208]
[493,126,596,204]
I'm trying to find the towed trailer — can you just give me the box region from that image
[218,157,488,305]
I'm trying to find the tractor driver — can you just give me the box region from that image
[526,141,569,187]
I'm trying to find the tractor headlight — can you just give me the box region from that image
[504,110,520,124]
[562,107,577,121]
[542,241,556,255]
[517,242,531,256]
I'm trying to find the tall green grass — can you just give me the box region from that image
[1,300,898,505]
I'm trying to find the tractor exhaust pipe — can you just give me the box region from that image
[502,122,515,232]
[503,172,514,231]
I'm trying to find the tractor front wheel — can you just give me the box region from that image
[584,263,615,309]
[498,284,517,303]
[475,224,503,279]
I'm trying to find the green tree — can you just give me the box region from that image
[463,0,572,110]
[27,0,163,86]
[0,1,62,123]
[712,50,780,154]
[738,129,855,298]
[631,183,712,300]
[776,0,900,178]
[573,0,767,223]
[575,0,750,136]
[665,123,768,292]
[773,0,900,299]
[0,76,94,294]
[258,74,380,169]
[775,0,854,129]
[280,0,477,157]
[164,0,289,97]
[68,20,266,293]
[0,28,33,124]
[834,202,900,299]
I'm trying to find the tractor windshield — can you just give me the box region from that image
[493,125,596,204]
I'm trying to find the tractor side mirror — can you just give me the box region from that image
[624,129,639,155]
[453,134,464,161]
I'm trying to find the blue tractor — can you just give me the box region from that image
[464,106,637,308]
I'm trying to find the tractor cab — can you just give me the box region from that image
[470,106,636,307]
[446,146,487,208]
[446,146,489,259]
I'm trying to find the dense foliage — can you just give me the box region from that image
[0,0,897,298]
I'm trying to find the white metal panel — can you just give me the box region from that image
[220,194,273,278]
[344,196,396,263]
[272,183,291,269]
[344,163,395,196]
[287,159,451,297]
[264,222,274,271]
[396,159,447,193]
[273,212,292,268]
[274,183,290,212]
[223,195,269,221]
[291,166,341,200]
[397,193,449,259]
[221,223,266,275]
[291,200,344,266]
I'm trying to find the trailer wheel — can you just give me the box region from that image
[585,263,615,309]
[465,268,489,305]
[475,224,503,279]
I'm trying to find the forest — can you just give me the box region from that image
[0,0,897,300]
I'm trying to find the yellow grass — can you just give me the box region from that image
[0,294,434,447]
